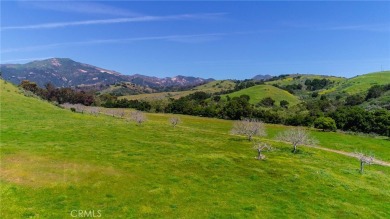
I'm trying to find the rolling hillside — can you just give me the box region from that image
[223,84,301,106]
[329,71,390,95]
[120,80,235,100]
[1,79,389,218]
[265,74,345,87]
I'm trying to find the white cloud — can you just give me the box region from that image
[20,1,137,16]
[1,13,226,31]
[1,32,231,54]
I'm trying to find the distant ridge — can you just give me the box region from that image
[252,74,272,81]
[0,58,214,88]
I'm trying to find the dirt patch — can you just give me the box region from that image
[0,153,124,187]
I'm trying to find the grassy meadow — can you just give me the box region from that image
[1,80,390,218]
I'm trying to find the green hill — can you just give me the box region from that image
[330,71,390,95]
[265,74,345,87]
[223,84,301,106]
[99,82,156,96]
[192,79,236,91]
[120,80,235,100]
[1,80,389,218]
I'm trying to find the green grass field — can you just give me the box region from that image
[222,84,301,106]
[1,80,390,218]
[120,80,235,101]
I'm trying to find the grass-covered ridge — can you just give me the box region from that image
[1,80,389,218]
[331,71,390,95]
[265,74,345,87]
[120,80,235,101]
[223,84,301,106]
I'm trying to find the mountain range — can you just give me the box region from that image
[0,58,214,88]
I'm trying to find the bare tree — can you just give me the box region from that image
[253,142,273,160]
[169,117,181,128]
[276,127,317,153]
[354,152,374,174]
[231,118,266,141]
[130,111,147,125]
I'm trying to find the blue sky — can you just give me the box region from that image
[1,1,389,79]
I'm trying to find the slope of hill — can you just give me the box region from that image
[0,58,213,88]
[99,82,157,96]
[361,90,390,110]
[265,74,346,87]
[223,84,301,106]
[1,80,389,218]
[120,80,235,100]
[329,71,390,95]
[191,80,236,91]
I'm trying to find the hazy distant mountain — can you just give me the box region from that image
[252,74,273,81]
[0,58,214,88]
[127,74,214,88]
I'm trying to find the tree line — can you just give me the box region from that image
[20,80,95,105]
[101,90,390,137]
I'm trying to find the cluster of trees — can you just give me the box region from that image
[20,80,94,105]
[345,84,390,106]
[272,78,332,94]
[271,84,296,94]
[103,98,152,111]
[233,80,262,90]
[304,78,332,91]
[284,84,303,93]
[330,107,390,136]
[365,84,390,100]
